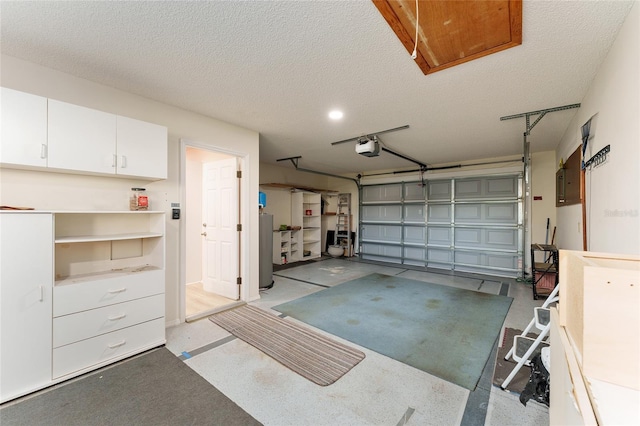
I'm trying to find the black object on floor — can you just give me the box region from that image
[0,347,262,426]
[519,353,550,407]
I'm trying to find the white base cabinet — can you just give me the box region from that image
[0,211,166,404]
[0,213,53,403]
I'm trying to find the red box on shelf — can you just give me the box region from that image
[535,271,557,291]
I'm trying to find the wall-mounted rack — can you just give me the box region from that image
[583,144,610,169]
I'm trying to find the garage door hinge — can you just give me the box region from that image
[237,224,242,231]
[237,277,242,285]
[237,171,242,178]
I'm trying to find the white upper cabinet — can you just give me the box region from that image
[48,99,118,174]
[0,87,48,167]
[116,115,167,180]
[1,89,168,180]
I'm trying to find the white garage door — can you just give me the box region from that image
[360,174,523,277]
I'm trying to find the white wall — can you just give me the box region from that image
[259,162,329,188]
[258,163,363,254]
[531,151,558,246]
[0,55,261,325]
[259,162,331,243]
[555,3,639,254]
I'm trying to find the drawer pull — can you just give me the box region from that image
[108,313,127,321]
[107,340,126,349]
[107,287,127,294]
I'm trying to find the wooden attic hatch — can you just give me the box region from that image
[372,0,522,75]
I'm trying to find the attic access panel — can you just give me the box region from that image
[372,0,522,75]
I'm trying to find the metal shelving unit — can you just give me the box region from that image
[530,243,559,299]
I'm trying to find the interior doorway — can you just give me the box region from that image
[183,144,243,322]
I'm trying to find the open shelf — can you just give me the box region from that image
[54,212,165,284]
[55,232,163,244]
[55,264,161,286]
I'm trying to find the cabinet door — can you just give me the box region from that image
[0,88,48,167]
[0,213,53,403]
[116,116,168,179]
[48,99,116,174]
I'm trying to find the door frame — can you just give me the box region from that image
[179,138,247,323]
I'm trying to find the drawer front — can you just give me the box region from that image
[53,269,164,316]
[53,294,164,348]
[52,318,165,379]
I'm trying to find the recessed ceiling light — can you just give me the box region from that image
[328,110,344,120]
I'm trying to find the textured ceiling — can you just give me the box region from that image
[0,1,634,175]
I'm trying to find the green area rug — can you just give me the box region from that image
[273,273,512,390]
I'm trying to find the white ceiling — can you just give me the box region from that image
[0,1,634,175]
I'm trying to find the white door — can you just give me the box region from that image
[202,157,239,299]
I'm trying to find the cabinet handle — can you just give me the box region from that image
[107,287,127,294]
[40,144,47,159]
[112,154,117,168]
[39,285,44,302]
[108,313,127,321]
[107,340,126,349]
[120,155,127,168]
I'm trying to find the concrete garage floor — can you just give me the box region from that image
[166,258,549,426]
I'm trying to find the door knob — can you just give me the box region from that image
[202,223,207,227]
[201,232,207,237]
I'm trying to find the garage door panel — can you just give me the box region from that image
[455,204,482,221]
[454,251,518,270]
[362,205,402,222]
[404,183,425,201]
[403,247,424,261]
[455,203,517,224]
[487,177,518,198]
[455,179,482,198]
[404,226,426,244]
[427,248,452,263]
[486,228,518,249]
[427,180,450,200]
[361,243,402,263]
[486,204,518,222]
[427,204,451,222]
[427,226,451,245]
[455,176,518,199]
[404,204,425,223]
[361,224,401,242]
[455,228,482,245]
[362,184,402,202]
[454,227,518,250]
